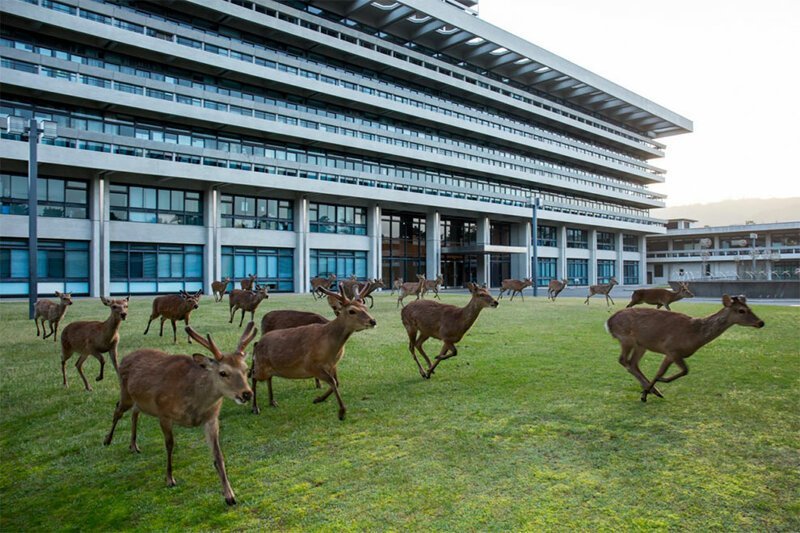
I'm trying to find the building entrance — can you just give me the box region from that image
[441,254,477,288]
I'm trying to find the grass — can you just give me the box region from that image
[1,293,798,531]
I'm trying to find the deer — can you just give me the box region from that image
[211,277,231,303]
[607,294,765,402]
[249,285,376,420]
[627,282,694,311]
[497,278,533,301]
[310,274,336,299]
[240,274,257,291]
[401,282,498,379]
[422,274,444,300]
[339,275,361,300]
[396,274,426,308]
[143,290,202,343]
[34,291,73,342]
[390,277,403,296]
[103,322,256,506]
[228,286,269,327]
[585,277,619,306]
[60,296,129,391]
[261,309,333,390]
[547,278,569,301]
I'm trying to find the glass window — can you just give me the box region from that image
[221,194,293,230]
[624,261,639,285]
[597,232,616,251]
[221,246,293,292]
[567,258,588,285]
[1,174,88,218]
[109,184,202,225]
[536,257,557,287]
[110,242,203,294]
[537,225,557,247]
[597,260,616,283]
[0,238,89,295]
[309,202,366,235]
[567,228,588,249]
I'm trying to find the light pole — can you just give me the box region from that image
[5,116,58,318]
[750,232,758,280]
[530,195,542,297]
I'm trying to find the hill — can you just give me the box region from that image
[653,197,799,227]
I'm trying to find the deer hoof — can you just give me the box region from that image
[95,375,103,382]
[251,406,260,415]
[225,496,237,506]
[103,435,112,446]
[129,444,141,453]
[166,477,177,487]
[338,409,346,421]
[270,400,278,408]
[640,394,648,403]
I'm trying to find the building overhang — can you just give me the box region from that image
[442,244,528,254]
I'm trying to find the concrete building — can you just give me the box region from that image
[0,0,691,297]
[646,220,800,284]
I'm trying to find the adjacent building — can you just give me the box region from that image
[0,0,691,296]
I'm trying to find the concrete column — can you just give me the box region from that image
[639,236,647,285]
[369,203,382,280]
[294,195,308,293]
[516,221,532,279]
[765,233,772,280]
[202,184,216,294]
[90,174,102,297]
[589,229,597,285]
[558,225,567,280]
[100,175,110,296]
[616,232,625,285]
[477,216,490,287]
[425,209,441,281]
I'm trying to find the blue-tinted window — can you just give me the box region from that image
[567,258,588,286]
[309,202,366,235]
[537,225,557,247]
[110,242,202,294]
[109,184,201,225]
[597,260,616,283]
[0,238,89,295]
[536,257,557,287]
[309,250,368,283]
[221,246,293,292]
[624,261,640,285]
[566,228,588,249]
[1,173,88,218]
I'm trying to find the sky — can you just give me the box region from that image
[478,0,800,207]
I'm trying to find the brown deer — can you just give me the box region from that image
[60,296,129,391]
[585,277,619,306]
[261,309,332,390]
[607,294,764,402]
[401,282,498,379]
[228,286,269,327]
[34,291,73,342]
[627,282,694,311]
[390,277,403,296]
[497,278,533,301]
[240,274,257,291]
[249,285,376,420]
[339,275,361,300]
[310,274,336,299]
[103,322,256,506]
[143,290,202,343]
[547,278,569,301]
[422,274,444,300]
[211,277,231,302]
[396,274,426,308]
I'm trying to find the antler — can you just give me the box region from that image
[185,326,223,360]
[236,321,258,354]
[319,286,349,305]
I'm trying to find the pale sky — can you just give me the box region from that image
[478,0,800,207]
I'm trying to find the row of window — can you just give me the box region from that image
[220,195,294,231]
[536,225,640,251]
[0,173,88,218]
[0,238,90,295]
[536,258,640,286]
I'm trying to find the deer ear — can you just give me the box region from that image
[100,296,110,306]
[737,294,747,303]
[55,290,62,297]
[192,353,212,368]
[722,294,733,307]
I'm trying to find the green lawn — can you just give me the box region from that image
[1,293,798,531]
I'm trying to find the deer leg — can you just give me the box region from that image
[76,353,93,392]
[267,377,278,408]
[642,358,674,402]
[406,329,429,379]
[35,317,41,337]
[657,358,689,383]
[129,407,141,453]
[108,342,120,374]
[606,293,615,306]
[61,348,72,388]
[314,378,321,389]
[184,317,192,343]
[313,385,334,404]
[229,306,236,323]
[664,303,672,311]
[520,291,525,302]
[250,376,260,415]
[627,346,663,399]
[320,369,346,421]
[206,418,236,506]
[93,352,105,382]
[415,335,433,369]
[170,320,177,343]
[159,317,166,337]
[143,315,155,335]
[103,394,133,446]
[159,418,176,487]
[426,344,457,377]
[239,309,245,328]
[584,294,591,304]
[52,322,59,343]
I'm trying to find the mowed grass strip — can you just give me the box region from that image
[1,294,798,531]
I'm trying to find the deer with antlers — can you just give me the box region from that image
[497,278,533,301]
[60,296,128,391]
[607,294,764,402]
[211,277,231,303]
[585,277,618,306]
[143,290,202,343]
[627,282,694,310]
[310,274,336,299]
[34,291,73,342]
[396,274,426,308]
[547,278,568,301]
[103,322,256,505]
[249,285,376,420]
[401,282,498,379]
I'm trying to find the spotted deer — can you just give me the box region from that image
[34,291,73,342]
[547,278,568,301]
[497,278,533,301]
[211,277,231,302]
[584,277,618,306]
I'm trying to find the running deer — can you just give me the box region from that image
[103,322,256,506]
[310,274,336,299]
[261,309,332,390]
[34,291,73,342]
[249,285,376,420]
[211,277,231,302]
[497,278,533,301]
[627,282,694,311]
[240,274,257,291]
[422,274,444,300]
[228,286,269,327]
[547,278,569,301]
[339,274,361,300]
[390,277,403,296]
[585,277,619,306]
[607,294,764,402]
[401,282,498,379]
[60,296,129,391]
[396,274,426,308]
[143,290,202,343]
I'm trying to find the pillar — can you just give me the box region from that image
[100,175,110,296]
[616,232,624,285]
[477,215,490,287]
[589,228,597,285]
[90,174,103,297]
[203,184,216,295]
[294,195,308,293]
[425,209,440,282]
[639,235,647,286]
[369,203,382,281]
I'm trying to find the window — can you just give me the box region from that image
[220,194,293,230]
[566,228,588,249]
[537,225,557,247]
[490,222,511,246]
[440,217,476,246]
[623,234,639,252]
[309,202,366,235]
[309,250,367,281]
[0,238,89,295]
[221,246,293,292]
[624,261,640,285]
[654,264,664,277]
[567,258,588,285]
[110,242,203,294]
[109,184,201,225]
[536,257,557,287]
[382,212,426,282]
[1,174,88,218]
[597,232,616,251]
[597,260,616,284]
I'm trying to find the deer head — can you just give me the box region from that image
[255,286,270,301]
[55,291,73,306]
[677,282,694,298]
[609,277,619,286]
[320,285,377,331]
[100,296,129,320]
[721,295,764,328]
[179,289,203,310]
[186,322,256,404]
[467,282,499,309]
